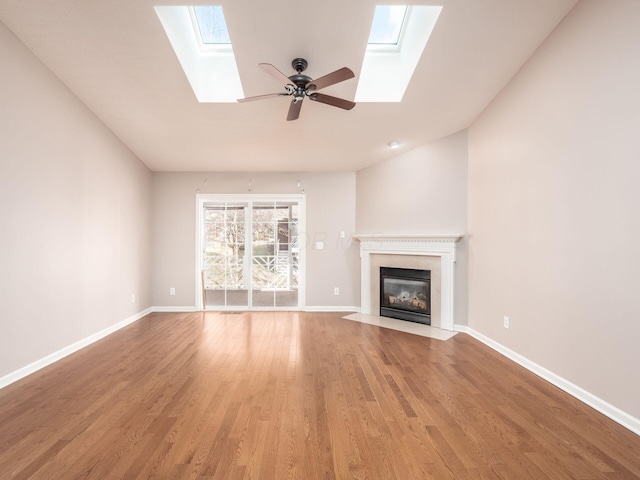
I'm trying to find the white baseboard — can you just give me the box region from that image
[0,307,153,391]
[151,306,197,312]
[151,306,361,313]
[454,324,640,436]
[183,306,362,313]
[304,306,361,313]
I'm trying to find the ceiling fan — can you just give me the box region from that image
[237,58,356,121]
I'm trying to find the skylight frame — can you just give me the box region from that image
[367,5,410,51]
[188,6,232,53]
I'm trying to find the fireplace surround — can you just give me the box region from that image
[355,234,462,331]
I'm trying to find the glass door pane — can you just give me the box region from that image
[202,202,248,307]
[275,203,299,307]
[251,203,277,307]
[251,202,299,308]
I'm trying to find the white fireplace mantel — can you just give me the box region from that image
[354,234,463,331]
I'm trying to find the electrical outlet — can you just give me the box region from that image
[339,231,345,239]
[334,287,340,296]
[131,294,135,303]
[504,316,510,329]
[170,287,176,295]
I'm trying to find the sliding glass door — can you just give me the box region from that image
[198,195,304,310]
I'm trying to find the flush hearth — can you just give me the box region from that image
[380,267,431,325]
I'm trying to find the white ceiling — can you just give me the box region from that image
[0,0,578,172]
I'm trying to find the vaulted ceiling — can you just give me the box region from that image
[0,0,578,172]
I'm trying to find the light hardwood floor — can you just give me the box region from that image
[1,312,639,479]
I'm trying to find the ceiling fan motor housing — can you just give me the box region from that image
[289,73,312,87]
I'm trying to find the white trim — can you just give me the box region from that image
[354,234,462,331]
[152,306,198,313]
[205,307,301,312]
[304,306,361,313]
[454,325,640,436]
[195,194,307,312]
[203,305,248,312]
[354,233,463,241]
[154,305,359,313]
[0,308,152,391]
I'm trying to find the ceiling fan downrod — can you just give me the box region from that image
[288,57,313,97]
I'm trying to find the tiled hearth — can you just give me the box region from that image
[354,234,462,331]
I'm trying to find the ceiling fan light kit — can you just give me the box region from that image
[238,58,356,121]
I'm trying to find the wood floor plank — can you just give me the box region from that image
[1,311,639,479]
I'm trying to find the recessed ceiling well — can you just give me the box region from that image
[356,5,443,102]
[155,5,243,103]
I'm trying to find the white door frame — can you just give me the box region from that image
[195,193,306,311]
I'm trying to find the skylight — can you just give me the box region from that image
[368,5,408,45]
[356,5,442,103]
[192,6,230,44]
[155,6,243,103]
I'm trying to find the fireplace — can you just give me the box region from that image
[355,234,461,331]
[380,267,431,325]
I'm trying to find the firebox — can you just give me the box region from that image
[380,267,431,325]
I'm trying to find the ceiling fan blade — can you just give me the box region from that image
[259,63,295,86]
[237,93,289,103]
[308,93,356,110]
[287,98,303,121]
[306,67,355,91]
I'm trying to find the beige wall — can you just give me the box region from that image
[151,172,359,308]
[0,22,152,378]
[468,0,640,418]
[356,131,468,325]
